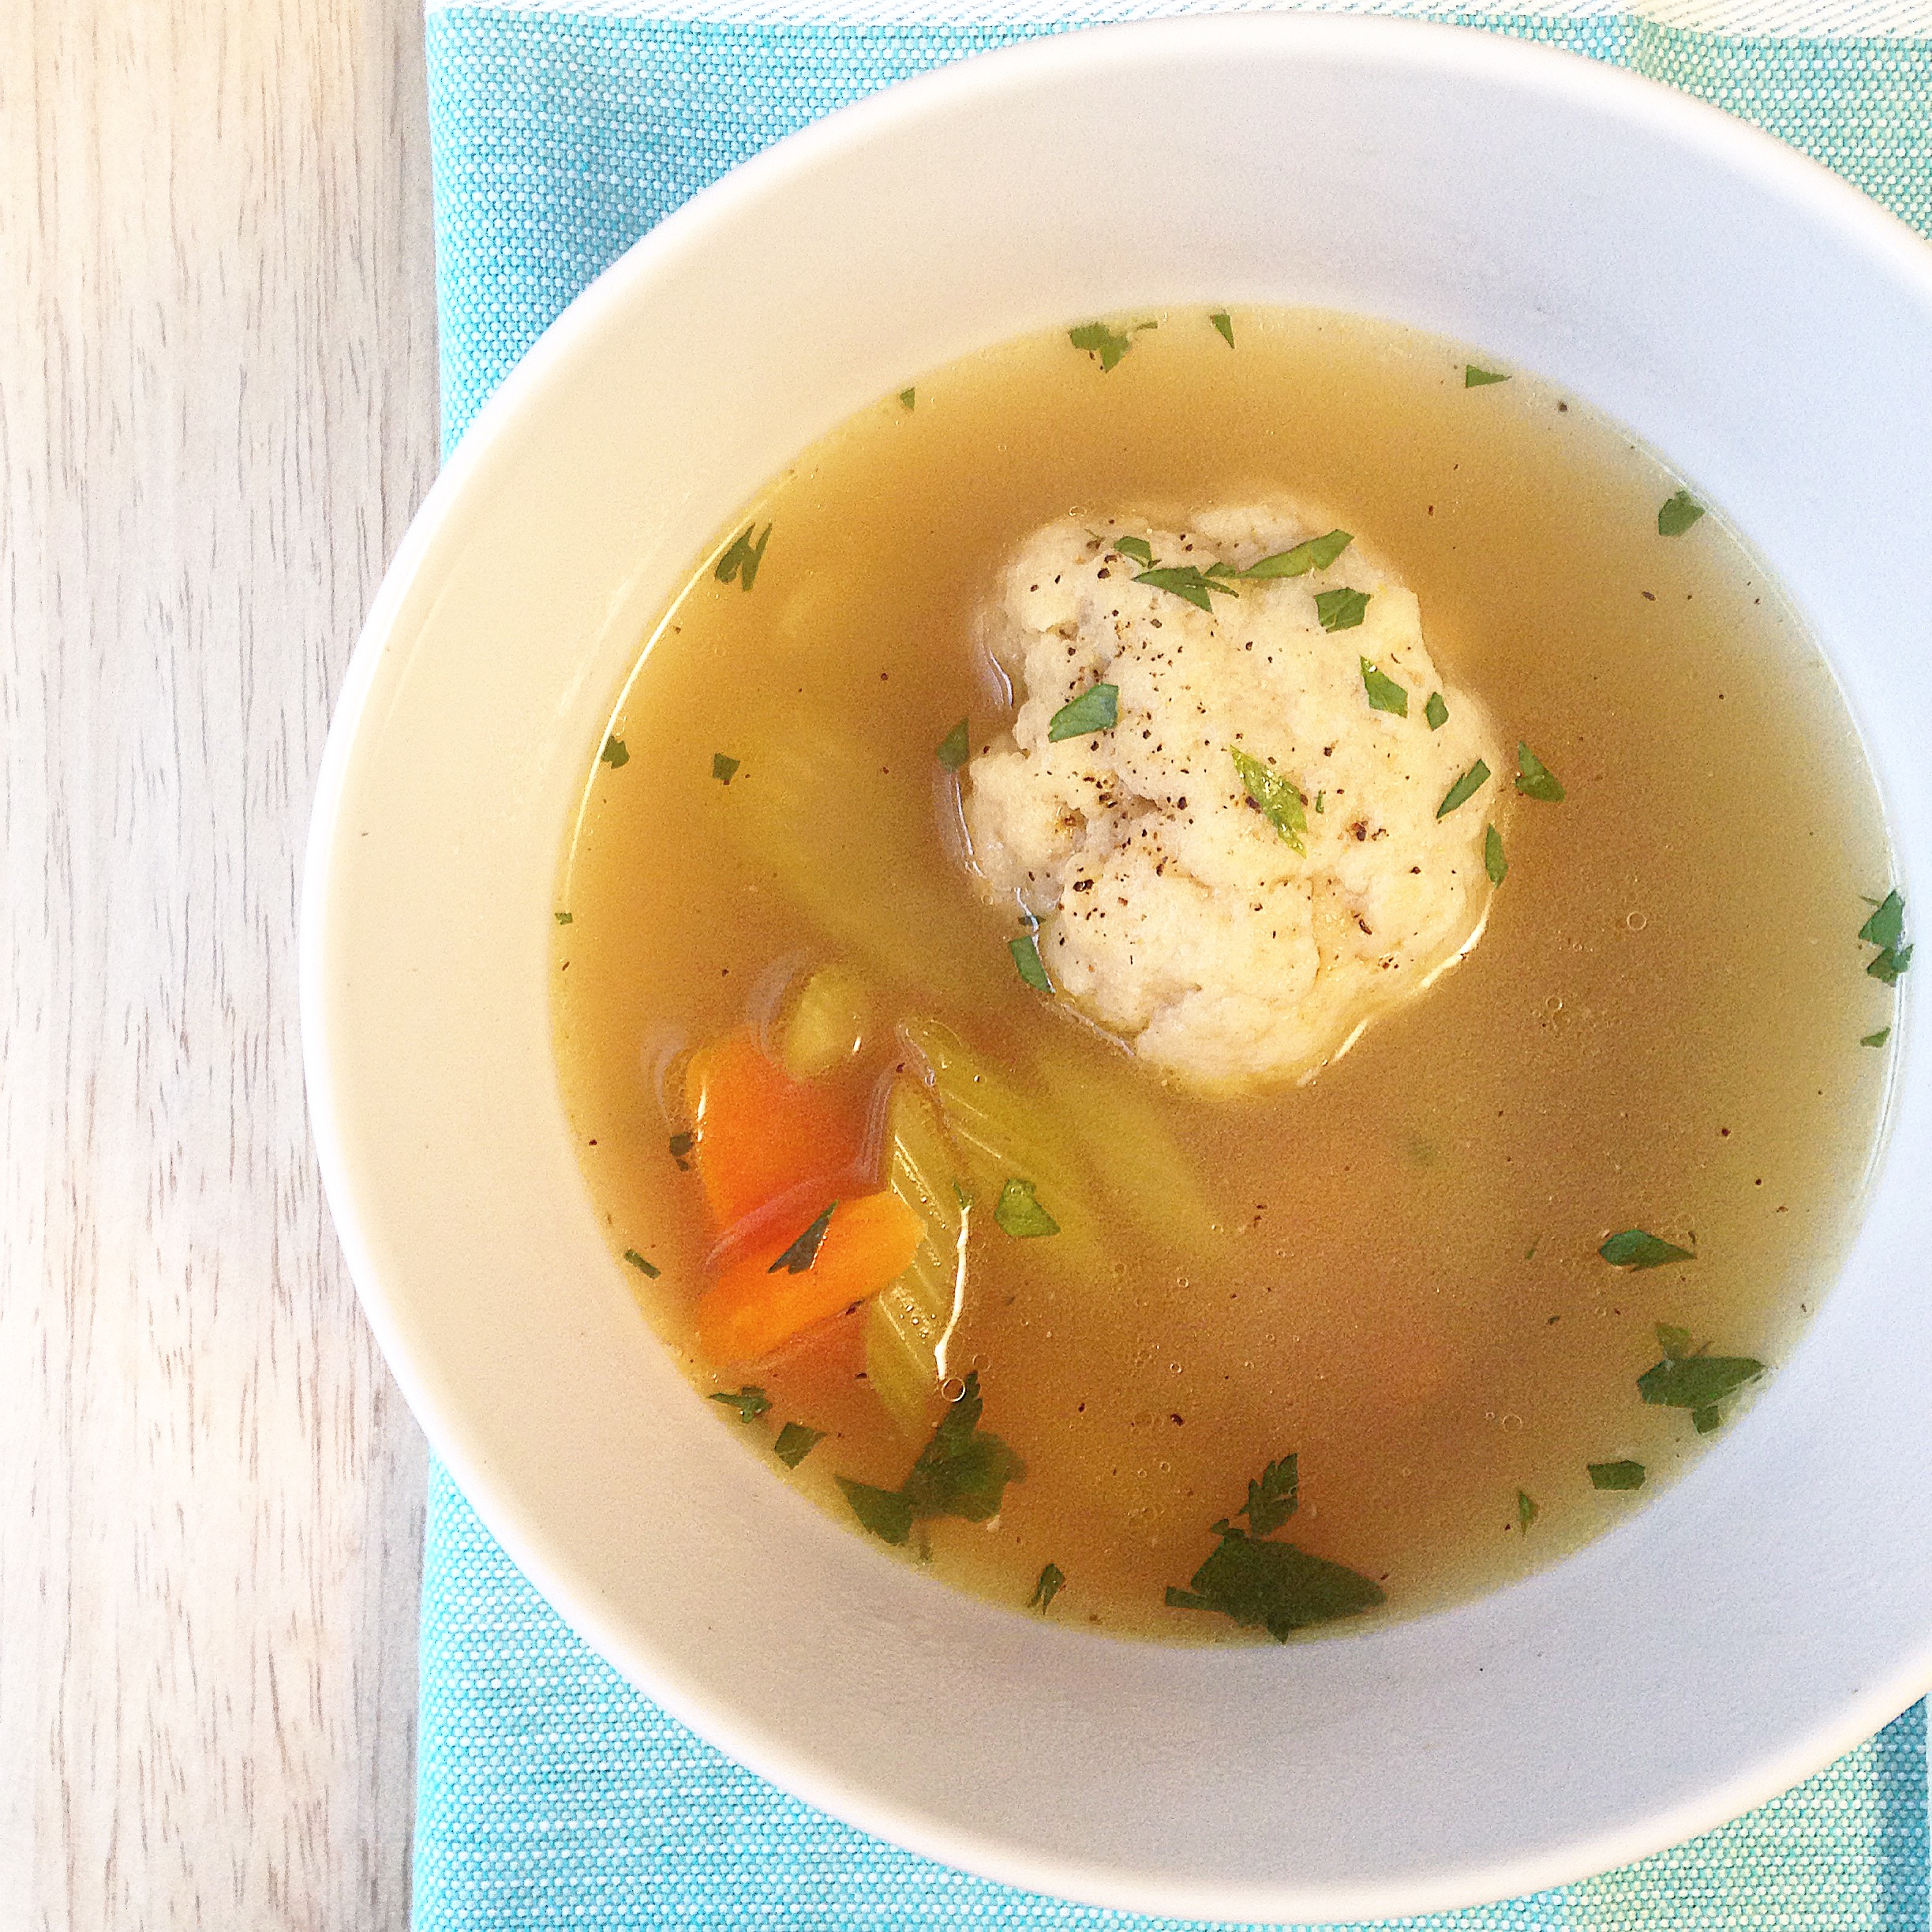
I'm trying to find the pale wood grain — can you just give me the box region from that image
[1,1,439,1925]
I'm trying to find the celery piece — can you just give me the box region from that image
[867,1076,968,1436]
[897,1017,1101,1252]
[1030,1051,1223,1250]
[775,964,871,1080]
[714,725,990,1003]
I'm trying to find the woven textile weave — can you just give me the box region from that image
[417,5,1932,1923]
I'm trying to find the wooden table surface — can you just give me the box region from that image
[4,2,438,1923]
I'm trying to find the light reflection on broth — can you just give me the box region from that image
[553,309,1894,1641]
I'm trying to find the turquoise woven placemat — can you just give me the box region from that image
[416,6,1932,1922]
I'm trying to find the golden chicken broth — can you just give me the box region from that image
[552,309,1896,1641]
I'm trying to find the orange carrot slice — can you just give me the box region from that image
[685,1030,859,1234]
[697,1191,924,1365]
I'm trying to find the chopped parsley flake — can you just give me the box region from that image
[1863,1028,1893,1048]
[1425,691,1449,731]
[936,717,971,770]
[1589,1460,1646,1491]
[714,522,773,590]
[1047,681,1120,740]
[1237,1455,1299,1536]
[1514,743,1564,801]
[712,752,740,785]
[1239,530,1353,579]
[600,736,629,769]
[1600,1229,1694,1269]
[899,388,915,410]
[768,1201,837,1275]
[1068,320,1154,372]
[774,1422,825,1468]
[1466,365,1511,387]
[1114,534,1155,567]
[710,1384,771,1421]
[1009,933,1053,993]
[1314,586,1370,632]
[1657,489,1705,537]
[1360,659,1408,717]
[1210,311,1235,347]
[839,1372,1028,1547]
[622,1249,661,1279]
[1485,823,1507,886]
[1136,564,1238,612]
[1229,747,1308,854]
[1517,1490,1538,1533]
[1638,1351,1763,1410]
[994,1178,1060,1238]
[1029,1561,1066,1610]
[668,1131,695,1171]
[1860,892,1911,983]
[555,910,573,925]
[1655,1323,1695,1361]
[1436,760,1491,818]
[837,1478,914,1545]
[1163,1457,1382,1641]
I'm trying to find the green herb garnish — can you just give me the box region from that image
[1485,823,1507,886]
[1315,586,1370,632]
[1068,320,1153,372]
[1229,747,1308,854]
[1693,1406,1724,1435]
[555,910,573,924]
[1113,534,1155,567]
[1514,743,1564,801]
[622,1249,660,1279]
[601,736,629,768]
[1517,1490,1538,1533]
[712,752,740,785]
[1863,1028,1893,1048]
[994,1178,1060,1238]
[1209,311,1234,347]
[1860,891,1911,983]
[1638,1352,1763,1410]
[1239,529,1352,579]
[1009,933,1052,994]
[1600,1229,1694,1269]
[1466,365,1511,387]
[1047,681,1120,740]
[1360,659,1409,717]
[900,1370,1027,1522]
[1425,691,1448,731]
[1657,489,1705,537]
[1164,1457,1382,1641]
[1436,760,1490,818]
[1136,564,1239,612]
[714,521,773,590]
[837,1478,915,1545]
[1655,1323,1694,1360]
[1589,1460,1646,1491]
[774,1422,825,1468]
[1237,1455,1300,1537]
[936,717,971,770]
[899,388,915,410]
[1029,1561,1067,1610]
[668,1131,695,1171]
[710,1385,771,1421]
[768,1201,837,1275]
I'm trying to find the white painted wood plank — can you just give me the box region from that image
[1,1,438,1923]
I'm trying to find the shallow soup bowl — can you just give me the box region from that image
[303,17,1931,1919]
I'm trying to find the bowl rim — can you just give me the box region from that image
[303,14,1932,1918]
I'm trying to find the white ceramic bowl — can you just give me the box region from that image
[304,17,1931,1919]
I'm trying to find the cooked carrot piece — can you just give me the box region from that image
[697,1191,925,1365]
[684,1030,858,1233]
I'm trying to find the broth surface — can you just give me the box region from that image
[554,309,1895,1640]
